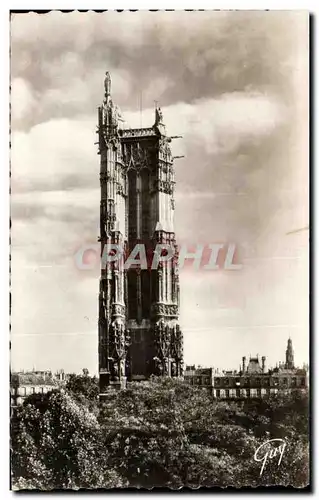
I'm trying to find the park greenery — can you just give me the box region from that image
[11,373,309,490]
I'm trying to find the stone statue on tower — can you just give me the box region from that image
[104,71,111,98]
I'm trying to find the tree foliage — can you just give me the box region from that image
[65,371,99,410]
[11,390,125,489]
[11,377,309,490]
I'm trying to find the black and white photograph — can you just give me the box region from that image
[9,9,309,490]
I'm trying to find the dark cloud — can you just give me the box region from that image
[11,11,305,130]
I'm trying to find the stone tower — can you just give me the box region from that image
[97,72,183,396]
[285,337,294,369]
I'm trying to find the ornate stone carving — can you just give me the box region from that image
[112,303,125,317]
[152,179,174,195]
[154,320,171,359]
[171,304,178,316]
[113,322,125,358]
[158,136,172,160]
[151,303,179,317]
[100,172,115,184]
[124,144,151,171]
[163,180,174,195]
[116,183,125,196]
[152,303,165,315]
[171,326,183,362]
[107,320,131,382]
[107,213,116,223]
[113,105,122,127]
[120,127,156,139]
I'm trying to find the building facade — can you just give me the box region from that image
[184,366,213,394]
[10,371,57,407]
[185,339,308,400]
[98,72,183,396]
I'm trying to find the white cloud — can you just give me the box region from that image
[11,90,285,194]
[122,91,287,157]
[11,78,36,124]
[11,117,97,192]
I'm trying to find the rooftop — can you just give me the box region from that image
[11,372,56,387]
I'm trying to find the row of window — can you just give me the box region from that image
[11,386,53,397]
[186,376,306,389]
[214,377,306,387]
[187,377,211,386]
[215,388,286,398]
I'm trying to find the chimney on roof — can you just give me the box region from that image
[262,356,266,373]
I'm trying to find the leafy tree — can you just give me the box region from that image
[11,390,126,489]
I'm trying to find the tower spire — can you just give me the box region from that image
[285,337,294,369]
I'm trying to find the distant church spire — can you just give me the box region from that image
[285,337,294,369]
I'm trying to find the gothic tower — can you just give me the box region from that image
[97,72,183,396]
[285,337,294,369]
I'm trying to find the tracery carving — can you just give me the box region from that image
[154,320,171,358]
[171,326,183,361]
[151,303,179,317]
[152,179,174,195]
[112,303,125,317]
[108,319,130,382]
[124,144,152,171]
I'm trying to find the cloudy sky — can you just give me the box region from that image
[11,11,309,374]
